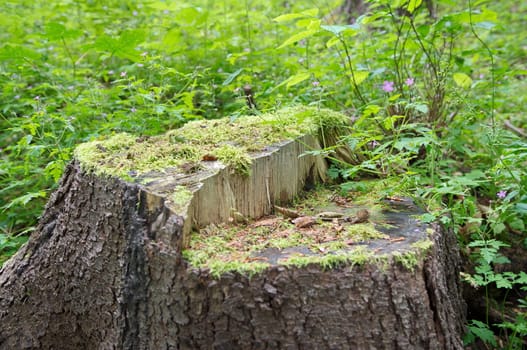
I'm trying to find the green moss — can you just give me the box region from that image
[207,260,270,279]
[183,219,430,276]
[214,144,252,176]
[74,106,349,179]
[393,251,419,271]
[74,134,184,177]
[281,246,376,270]
[344,223,388,241]
[169,186,193,212]
[391,240,432,271]
[411,239,433,252]
[181,183,425,277]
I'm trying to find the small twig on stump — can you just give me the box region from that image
[243,84,257,110]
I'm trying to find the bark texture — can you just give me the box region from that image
[0,162,149,349]
[0,133,465,349]
[146,245,465,350]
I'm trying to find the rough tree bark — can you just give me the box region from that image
[0,108,465,349]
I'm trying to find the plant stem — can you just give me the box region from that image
[468,0,495,133]
[61,37,76,78]
[339,37,366,105]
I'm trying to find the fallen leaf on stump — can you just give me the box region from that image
[347,209,370,224]
[252,217,280,228]
[292,216,316,228]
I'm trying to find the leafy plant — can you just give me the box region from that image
[462,239,527,348]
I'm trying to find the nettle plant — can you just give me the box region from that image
[462,239,527,349]
[273,0,492,180]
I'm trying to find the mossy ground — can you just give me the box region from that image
[183,185,433,277]
[74,106,349,179]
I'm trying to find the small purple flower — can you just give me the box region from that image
[131,107,137,113]
[132,10,138,16]
[368,140,380,148]
[108,70,115,75]
[120,71,127,77]
[382,81,395,92]
[34,95,40,101]
[312,81,320,87]
[141,51,148,57]
[497,190,507,199]
[137,63,144,67]
[405,78,415,86]
[14,95,20,100]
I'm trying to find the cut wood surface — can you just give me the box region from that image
[0,107,466,349]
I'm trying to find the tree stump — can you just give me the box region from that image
[0,107,465,349]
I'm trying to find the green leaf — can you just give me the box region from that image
[174,7,206,25]
[94,34,118,52]
[453,72,472,89]
[493,255,511,265]
[515,202,527,215]
[295,18,320,30]
[273,13,307,22]
[278,29,318,49]
[2,191,47,210]
[273,8,318,23]
[321,24,359,36]
[340,181,369,193]
[44,160,66,183]
[94,30,146,61]
[516,271,527,284]
[420,213,436,223]
[0,45,40,61]
[161,28,182,52]
[44,22,81,41]
[353,71,369,85]
[509,218,525,231]
[492,222,506,235]
[306,19,321,30]
[44,22,66,40]
[326,36,340,48]
[412,103,429,114]
[0,234,28,252]
[467,320,497,346]
[383,115,405,131]
[222,68,244,86]
[285,72,311,88]
[388,93,401,102]
[362,104,381,117]
[495,275,513,289]
[301,8,319,17]
[407,0,423,13]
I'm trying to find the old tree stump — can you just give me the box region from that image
[0,107,465,349]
